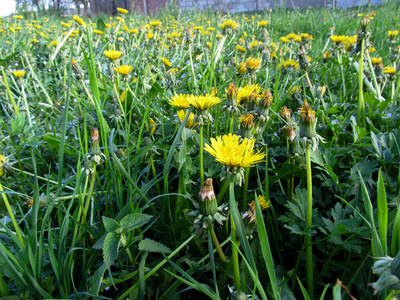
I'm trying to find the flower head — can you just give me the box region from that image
[150,20,162,27]
[0,153,9,176]
[104,50,122,61]
[281,59,299,70]
[204,133,265,168]
[286,33,301,42]
[388,30,399,39]
[245,57,262,71]
[299,100,317,138]
[188,94,221,112]
[117,7,128,14]
[115,65,133,75]
[169,94,190,109]
[177,110,198,128]
[73,15,85,27]
[257,195,271,210]
[12,69,25,78]
[219,19,240,31]
[371,57,382,65]
[161,57,172,68]
[236,85,261,104]
[258,20,268,27]
[330,35,348,45]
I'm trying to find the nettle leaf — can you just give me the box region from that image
[120,213,153,232]
[103,232,120,267]
[138,239,172,254]
[102,216,120,233]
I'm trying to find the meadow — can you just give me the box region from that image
[0,2,400,299]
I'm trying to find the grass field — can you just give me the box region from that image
[0,2,400,299]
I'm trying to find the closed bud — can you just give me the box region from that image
[199,178,218,216]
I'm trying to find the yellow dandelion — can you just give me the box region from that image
[93,29,104,35]
[384,66,396,74]
[146,32,154,39]
[301,33,313,41]
[330,35,349,44]
[115,65,133,75]
[239,113,256,128]
[146,118,157,136]
[286,33,301,42]
[368,47,376,53]
[73,15,85,27]
[280,36,290,43]
[129,28,139,34]
[177,110,198,129]
[13,15,24,19]
[388,30,399,38]
[169,94,191,109]
[12,70,25,78]
[219,19,240,31]
[288,85,302,98]
[161,57,172,68]
[61,21,70,28]
[258,195,271,210]
[188,94,221,111]
[236,85,261,104]
[204,133,265,168]
[370,57,382,65]
[300,100,315,123]
[236,45,246,53]
[0,153,9,176]
[281,59,299,70]
[117,7,129,14]
[258,20,268,27]
[47,40,59,48]
[238,62,247,74]
[245,57,262,71]
[150,20,162,27]
[104,50,122,61]
[344,35,357,52]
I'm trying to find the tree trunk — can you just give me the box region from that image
[89,0,97,15]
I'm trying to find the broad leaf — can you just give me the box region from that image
[103,232,120,267]
[120,213,152,232]
[138,239,172,254]
[102,216,120,233]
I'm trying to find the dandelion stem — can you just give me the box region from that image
[199,125,204,186]
[209,226,228,262]
[229,180,241,291]
[82,163,96,225]
[305,142,314,299]
[357,38,366,128]
[242,168,250,211]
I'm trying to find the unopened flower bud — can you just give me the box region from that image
[199,178,218,216]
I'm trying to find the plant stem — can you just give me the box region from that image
[0,182,24,247]
[338,52,347,98]
[1,67,19,116]
[357,38,366,128]
[229,180,241,291]
[209,226,228,262]
[305,142,314,299]
[148,154,161,194]
[82,163,96,226]
[242,168,250,211]
[199,125,204,186]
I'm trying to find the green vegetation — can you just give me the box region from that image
[1,2,400,299]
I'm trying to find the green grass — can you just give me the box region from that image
[1,2,400,299]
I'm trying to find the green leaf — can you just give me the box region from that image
[120,213,152,232]
[391,207,400,256]
[103,232,120,267]
[297,277,310,300]
[0,51,20,67]
[138,239,172,254]
[102,216,120,233]
[377,169,388,255]
[96,18,106,32]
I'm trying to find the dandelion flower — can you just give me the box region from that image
[169,94,190,109]
[258,20,268,27]
[93,29,104,35]
[388,30,399,38]
[161,57,172,68]
[236,45,246,53]
[219,19,240,31]
[150,20,162,27]
[204,133,265,168]
[245,57,262,71]
[0,153,9,176]
[257,195,271,210]
[73,15,85,27]
[371,57,382,65]
[281,59,299,70]
[286,33,301,42]
[104,50,122,61]
[177,109,198,129]
[12,70,25,78]
[117,7,128,14]
[384,66,396,74]
[236,85,261,104]
[188,94,221,111]
[330,35,348,44]
[115,65,133,75]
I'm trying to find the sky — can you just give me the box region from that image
[1,0,16,17]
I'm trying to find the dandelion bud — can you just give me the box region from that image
[256,90,273,118]
[299,100,317,138]
[239,113,256,139]
[298,44,311,70]
[226,82,238,108]
[283,125,296,143]
[280,106,291,123]
[72,58,84,79]
[199,178,218,216]
[242,201,257,236]
[91,127,100,155]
